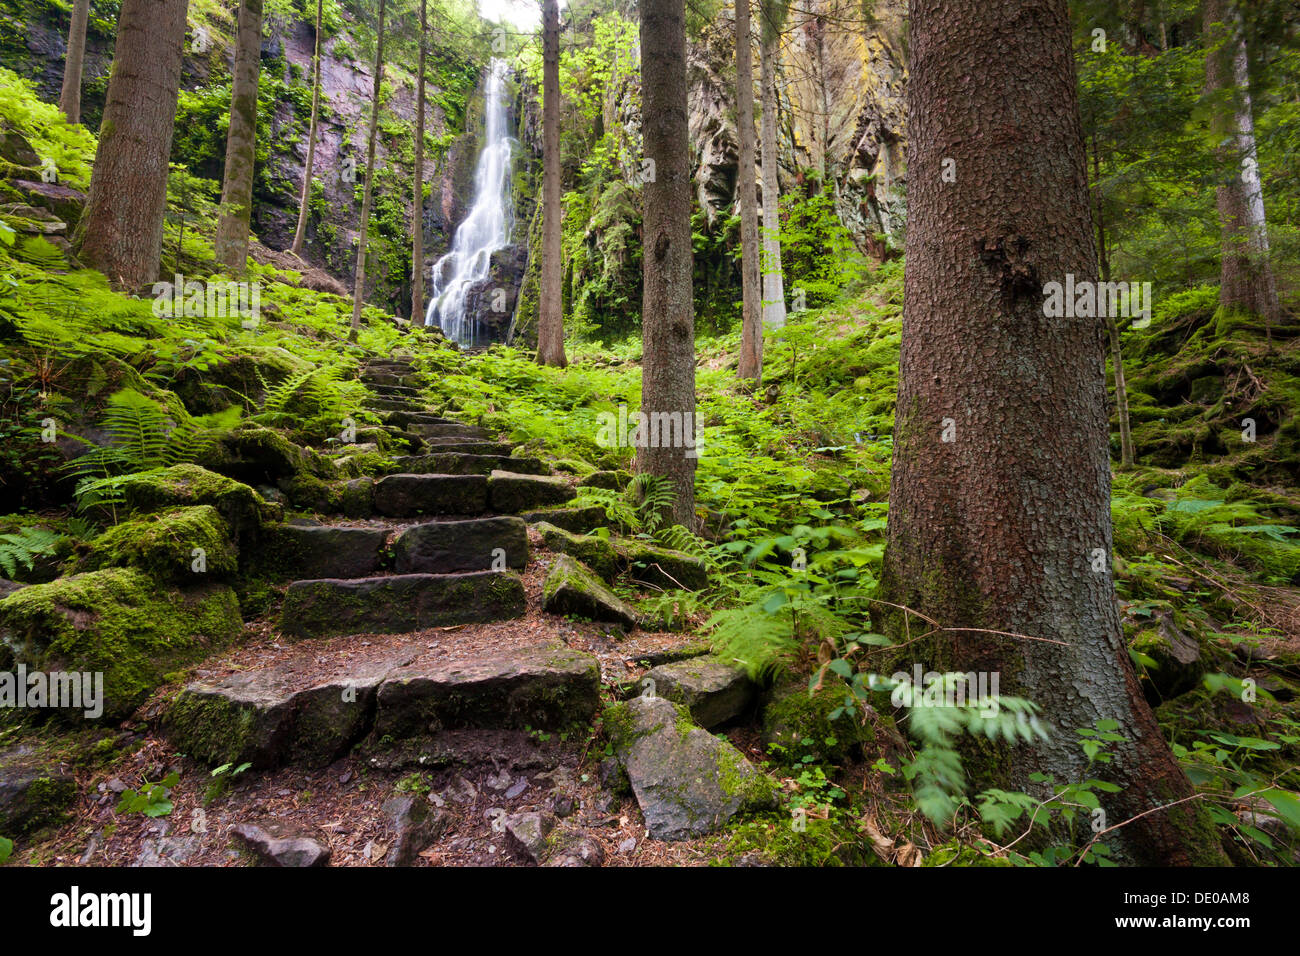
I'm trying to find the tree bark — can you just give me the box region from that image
[638,0,696,528]
[74,0,189,289]
[411,0,427,323]
[879,0,1223,866]
[214,0,265,274]
[291,0,324,256]
[536,0,567,366]
[758,4,786,330]
[350,0,386,342]
[59,0,91,124]
[1204,0,1281,332]
[736,0,763,381]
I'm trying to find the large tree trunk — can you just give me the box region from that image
[638,0,696,528]
[58,0,90,124]
[758,8,786,331]
[74,0,189,289]
[214,0,265,274]
[1204,0,1281,331]
[411,0,427,323]
[350,0,386,342]
[536,0,567,366]
[291,0,324,256]
[736,0,763,381]
[879,0,1224,866]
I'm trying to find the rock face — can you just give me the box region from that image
[687,0,907,253]
[604,696,776,840]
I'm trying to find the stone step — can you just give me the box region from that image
[420,441,514,457]
[261,524,389,579]
[409,422,492,440]
[280,570,526,638]
[389,453,549,476]
[370,383,420,397]
[361,371,417,387]
[373,645,601,739]
[381,411,455,429]
[164,643,600,770]
[488,470,576,513]
[368,397,426,413]
[373,473,488,516]
[392,517,528,573]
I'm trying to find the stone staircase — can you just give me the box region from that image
[163,356,611,771]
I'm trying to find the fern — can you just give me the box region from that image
[70,388,219,481]
[0,525,62,578]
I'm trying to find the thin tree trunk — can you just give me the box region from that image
[411,0,427,323]
[639,0,696,528]
[1204,0,1281,332]
[736,0,762,381]
[291,0,324,256]
[74,0,189,289]
[59,0,90,124]
[759,6,786,330]
[350,0,386,342]
[879,0,1223,866]
[214,0,265,273]
[1092,133,1134,468]
[536,0,567,366]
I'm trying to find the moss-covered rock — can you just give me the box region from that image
[199,424,319,486]
[0,747,77,834]
[118,464,276,545]
[74,506,238,580]
[542,553,637,628]
[617,541,709,591]
[761,681,874,766]
[534,521,620,581]
[0,568,243,720]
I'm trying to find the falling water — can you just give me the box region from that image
[424,58,515,347]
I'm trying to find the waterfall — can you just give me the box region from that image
[424,58,515,347]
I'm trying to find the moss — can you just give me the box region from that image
[74,506,237,581]
[0,568,243,721]
[278,473,344,512]
[0,772,76,835]
[721,812,883,867]
[761,681,872,766]
[119,464,273,544]
[922,839,1015,867]
[535,521,620,581]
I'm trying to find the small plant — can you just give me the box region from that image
[394,772,432,797]
[115,771,180,818]
[203,761,251,805]
[0,835,13,864]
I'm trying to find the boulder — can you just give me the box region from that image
[74,506,238,581]
[542,554,637,629]
[503,810,556,864]
[0,569,242,720]
[604,696,776,840]
[761,681,875,765]
[534,521,620,582]
[645,655,756,729]
[382,795,449,866]
[0,746,76,834]
[231,821,331,867]
[116,464,275,546]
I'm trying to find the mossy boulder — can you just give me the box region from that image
[278,473,345,512]
[0,568,243,720]
[534,521,620,581]
[74,506,237,581]
[604,696,777,839]
[618,541,708,591]
[1128,610,1223,703]
[542,554,637,629]
[118,464,276,545]
[0,746,77,834]
[577,470,631,490]
[520,505,609,534]
[761,681,873,766]
[645,655,756,728]
[199,425,319,486]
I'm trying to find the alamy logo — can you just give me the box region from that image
[1042,273,1151,328]
[50,887,151,936]
[151,273,261,322]
[1,664,103,719]
[890,664,1001,717]
[596,403,703,459]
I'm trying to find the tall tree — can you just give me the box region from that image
[536,0,567,366]
[291,0,325,256]
[1204,0,1281,330]
[350,0,387,342]
[879,0,1223,865]
[59,0,91,124]
[214,0,265,273]
[758,0,788,330]
[74,0,190,288]
[736,0,763,381]
[638,0,696,528]
[411,0,428,322]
